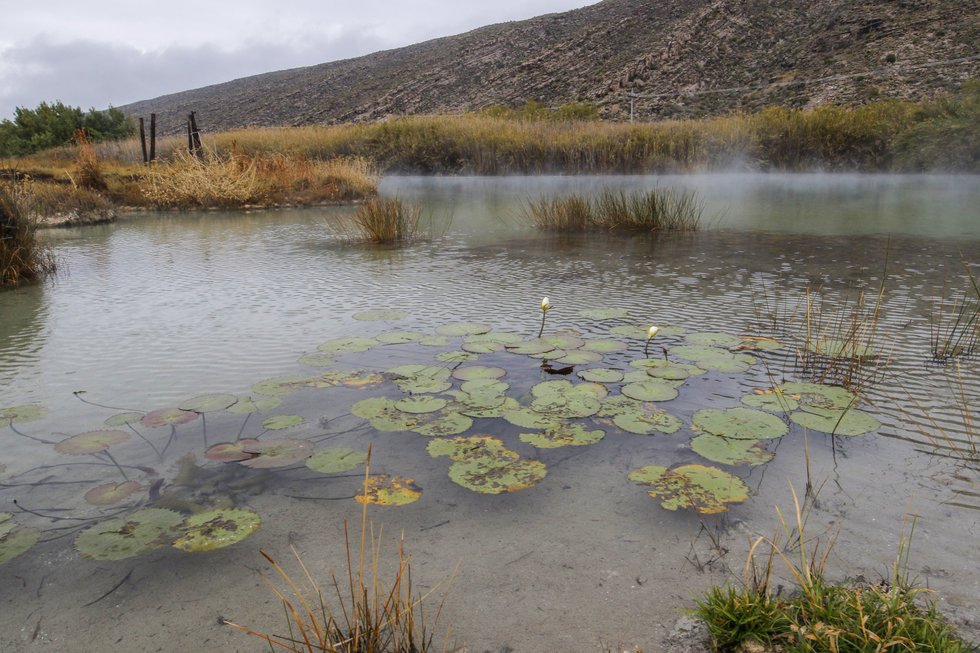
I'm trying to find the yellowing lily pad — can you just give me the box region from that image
[410,410,473,437]
[75,508,183,560]
[578,308,630,320]
[628,464,750,514]
[612,403,682,435]
[306,447,368,474]
[734,336,783,351]
[227,396,281,414]
[520,423,605,448]
[352,309,407,321]
[420,336,451,347]
[777,382,857,411]
[427,436,516,461]
[693,407,788,441]
[205,440,260,463]
[790,406,881,436]
[142,407,199,428]
[262,415,305,430]
[55,429,130,455]
[318,337,380,353]
[316,370,386,389]
[179,394,238,413]
[356,475,422,506]
[352,397,416,432]
[239,438,313,468]
[85,481,143,506]
[690,434,774,466]
[173,508,261,552]
[252,376,315,397]
[0,524,40,565]
[0,404,46,426]
[621,380,680,402]
[435,322,491,337]
[448,456,547,494]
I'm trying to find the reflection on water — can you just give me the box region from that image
[0,174,978,651]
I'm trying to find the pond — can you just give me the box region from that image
[1,174,978,651]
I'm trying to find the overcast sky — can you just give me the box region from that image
[0,0,598,120]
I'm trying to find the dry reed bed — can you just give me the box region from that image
[523,188,703,233]
[0,185,56,287]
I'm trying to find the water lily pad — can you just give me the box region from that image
[790,406,881,436]
[387,365,453,393]
[435,322,491,337]
[461,341,504,354]
[577,368,625,384]
[262,415,305,430]
[104,412,145,427]
[690,434,774,466]
[306,447,368,474]
[75,508,183,560]
[578,308,630,320]
[460,379,509,397]
[632,359,706,380]
[352,397,416,432]
[670,346,756,373]
[419,336,451,347]
[297,352,336,367]
[621,380,679,402]
[435,351,478,363]
[503,407,563,430]
[555,351,604,365]
[686,332,742,348]
[742,392,800,413]
[395,396,448,414]
[505,339,557,356]
[455,395,519,419]
[318,337,379,354]
[252,376,315,397]
[353,309,407,321]
[612,403,682,435]
[179,394,238,413]
[448,456,547,494]
[316,370,385,389]
[610,324,686,339]
[581,339,628,353]
[452,366,506,382]
[693,407,788,441]
[356,475,422,506]
[735,336,783,351]
[520,423,605,448]
[543,335,586,350]
[596,395,642,418]
[239,438,312,468]
[376,330,425,344]
[467,331,524,345]
[410,411,473,437]
[529,348,568,360]
[628,464,750,514]
[427,436,516,461]
[806,338,877,360]
[205,440,260,463]
[227,396,282,414]
[529,381,602,419]
[55,429,130,455]
[0,404,46,426]
[141,407,199,428]
[173,508,261,552]
[85,481,143,506]
[0,524,40,565]
[777,382,857,411]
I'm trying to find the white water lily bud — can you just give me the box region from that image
[647,325,659,340]
[541,297,550,312]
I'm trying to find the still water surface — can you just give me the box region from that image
[0,174,977,651]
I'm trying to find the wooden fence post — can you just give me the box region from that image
[139,118,148,165]
[149,113,156,163]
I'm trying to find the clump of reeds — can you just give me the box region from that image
[223,447,456,652]
[71,129,109,191]
[0,184,56,287]
[332,197,427,244]
[929,266,980,361]
[139,148,260,208]
[695,486,972,652]
[524,188,702,233]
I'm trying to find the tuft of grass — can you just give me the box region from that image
[223,446,457,652]
[331,197,429,244]
[524,188,702,233]
[0,183,56,287]
[930,264,980,361]
[695,486,974,652]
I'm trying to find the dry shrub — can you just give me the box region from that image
[250,153,378,203]
[330,198,426,244]
[72,130,108,191]
[0,184,55,287]
[140,148,260,208]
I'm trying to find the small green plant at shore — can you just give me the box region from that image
[0,184,56,287]
[524,188,703,233]
[332,197,429,244]
[695,487,973,652]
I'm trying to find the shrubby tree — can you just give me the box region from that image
[0,101,134,156]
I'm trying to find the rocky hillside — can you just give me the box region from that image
[120,0,979,133]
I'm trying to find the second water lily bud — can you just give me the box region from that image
[647,325,659,340]
[541,297,550,312]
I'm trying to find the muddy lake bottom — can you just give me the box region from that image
[0,174,978,651]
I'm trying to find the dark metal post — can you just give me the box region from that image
[138,118,148,165]
[149,113,156,163]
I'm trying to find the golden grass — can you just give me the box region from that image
[524,188,703,233]
[328,198,428,244]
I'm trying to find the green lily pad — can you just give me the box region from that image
[55,429,129,455]
[75,508,183,560]
[84,481,143,506]
[790,406,881,436]
[297,352,336,367]
[227,396,281,414]
[447,456,547,494]
[179,394,238,413]
[461,341,504,354]
[555,351,604,365]
[505,339,557,356]
[577,368,625,384]
[621,380,680,402]
[435,322,491,337]
[670,346,756,373]
[529,348,567,360]
[542,335,586,350]
[316,370,385,389]
[252,376,315,397]
[529,385,602,419]
[410,411,473,437]
[352,397,416,432]
[395,396,448,414]
[460,379,509,397]
[0,525,40,565]
[686,332,742,348]
[777,382,858,411]
[262,415,305,430]
[806,338,877,360]
[376,330,425,344]
[503,407,564,430]
[141,407,199,428]
[690,434,775,466]
[596,395,641,418]
[455,395,519,419]
[427,436,517,461]
[742,392,800,413]
[104,412,145,427]
[734,336,783,351]
[239,438,313,468]
[452,366,506,382]
[173,508,261,552]
[356,475,422,506]
[612,403,682,435]
[306,447,368,474]
[205,440,260,463]
[318,337,379,354]
[467,331,524,345]
[0,404,46,426]
[581,339,628,353]
[578,308,630,320]
[352,309,407,321]
[628,464,750,514]
[419,336,451,347]
[693,407,789,441]
[520,424,605,448]
[436,351,478,363]
[631,359,706,380]
[387,365,453,394]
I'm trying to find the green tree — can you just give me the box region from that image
[0,101,134,156]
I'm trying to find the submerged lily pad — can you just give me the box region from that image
[686,332,742,348]
[179,394,238,413]
[55,429,129,455]
[173,508,261,552]
[621,380,680,403]
[435,322,491,337]
[447,456,547,494]
[555,351,604,365]
[376,330,425,344]
[690,434,775,466]
[577,368,625,384]
[262,415,305,430]
[142,407,199,428]
[790,406,881,436]
[693,407,788,441]
[104,412,145,427]
[0,404,46,426]
[742,392,800,413]
[318,337,379,354]
[227,396,281,414]
[75,508,183,560]
[205,440,260,463]
[578,308,630,320]
[520,423,605,449]
[356,475,422,506]
[435,351,478,363]
[0,524,40,565]
[628,464,750,514]
[612,403,682,435]
[632,359,706,381]
[297,352,337,367]
[395,396,448,414]
[452,366,506,382]
[85,481,143,506]
[352,309,407,321]
[306,447,368,474]
[0,513,13,538]
[252,375,315,397]
[239,438,312,468]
